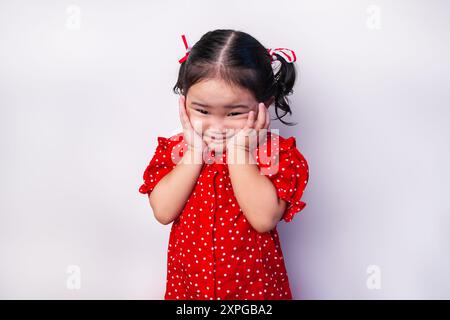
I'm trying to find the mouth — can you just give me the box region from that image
[210,135,225,140]
[203,134,228,148]
[204,129,236,140]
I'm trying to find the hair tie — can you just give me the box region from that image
[267,48,297,63]
[179,34,191,64]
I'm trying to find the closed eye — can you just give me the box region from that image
[195,109,208,115]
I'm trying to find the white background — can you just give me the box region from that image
[1,0,449,299]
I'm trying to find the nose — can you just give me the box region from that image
[207,120,227,135]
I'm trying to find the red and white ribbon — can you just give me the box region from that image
[267,48,297,63]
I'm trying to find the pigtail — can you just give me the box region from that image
[173,60,187,95]
[271,52,297,126]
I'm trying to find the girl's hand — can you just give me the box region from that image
[226,102,270,154]
[178,95,207,159]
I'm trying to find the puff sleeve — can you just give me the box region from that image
[265,135,309,223]
[138,135,184,195]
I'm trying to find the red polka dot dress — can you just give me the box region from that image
[138,130,309,300]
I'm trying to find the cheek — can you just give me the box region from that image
[187,113,209,133]
[225,118,247,131]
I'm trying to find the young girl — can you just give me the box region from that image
[138,29,309,300]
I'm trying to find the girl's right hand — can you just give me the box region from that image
[178,95,207,160]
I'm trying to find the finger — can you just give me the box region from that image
[264,106,270,129]
[179,96,193,130]
[254,103,266,130]
[244,110,256,130]
[178,96,187,127]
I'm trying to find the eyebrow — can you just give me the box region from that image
[191,101,250,109]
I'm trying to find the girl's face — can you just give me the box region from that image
[185,78,272,151]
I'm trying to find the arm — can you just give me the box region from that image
[228,148,287,233]
[149,147,203,225]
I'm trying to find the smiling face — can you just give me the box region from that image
[185,78,271,151]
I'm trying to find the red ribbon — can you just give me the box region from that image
[178,34,190,64]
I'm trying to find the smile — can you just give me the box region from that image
[204,129,236,140]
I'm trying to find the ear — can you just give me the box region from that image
[264,96,275,108]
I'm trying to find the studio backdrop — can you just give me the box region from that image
[0,0,449,299]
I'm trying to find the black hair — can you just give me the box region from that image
[173,29,298,126]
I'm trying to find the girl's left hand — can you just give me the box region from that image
[226,102,270,154]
